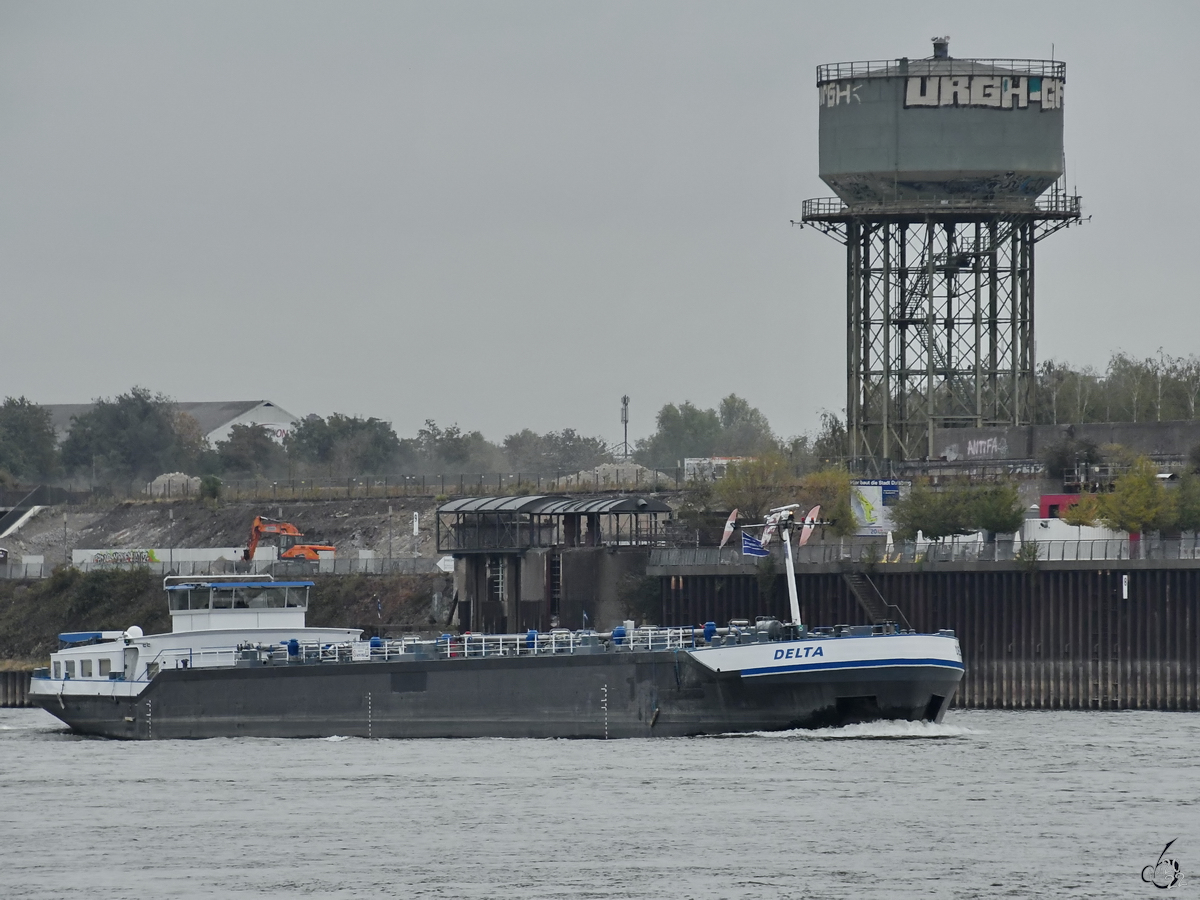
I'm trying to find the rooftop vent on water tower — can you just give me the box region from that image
[931,35,950,58]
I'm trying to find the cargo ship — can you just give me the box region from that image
[29,512,963,739]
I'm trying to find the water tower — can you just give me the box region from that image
[802,37,1081,473]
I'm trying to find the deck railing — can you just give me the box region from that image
[124,628,704,675]
[650,538,1200,568]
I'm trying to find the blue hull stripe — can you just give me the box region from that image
[740,657,965,678]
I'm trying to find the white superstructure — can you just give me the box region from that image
[29,576,361,704]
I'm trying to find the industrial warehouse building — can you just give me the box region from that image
[43,400,299,447]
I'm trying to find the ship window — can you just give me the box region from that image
[285,587,307,609]
[241,585,289,608]
[64,660,75,678]
[53,661,61,679]
[189,590,211,610]
[80,659,93,678]
[99,658,111,677]
[213,590,234,609]
[169,592,188,611]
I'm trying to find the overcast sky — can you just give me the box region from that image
[2,1,1197,446]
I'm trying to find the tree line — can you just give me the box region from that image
[12,357,1192,490]
[0,387,837,487]
[1034,351,1200,425]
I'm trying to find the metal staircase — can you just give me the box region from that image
[842,572,911,630]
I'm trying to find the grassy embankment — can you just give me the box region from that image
[0,569,446,667]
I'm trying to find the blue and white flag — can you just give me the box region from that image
[741,532,770,558]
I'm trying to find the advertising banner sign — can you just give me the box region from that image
[851,480,908,536]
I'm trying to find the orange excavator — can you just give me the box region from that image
[243,516,336,562]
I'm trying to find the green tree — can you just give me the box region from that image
[0,397,58,479]
[811,412,847,461]
[713,395,777,456]
[1099,456,1172,535]
[798,467,858,538]
[1060,493,1101,527]
[891,482,1024,539]
[1175,473,1200,533]
[966,484,1026,535]
[889,481,972,541]
[634,394,779,469]
[713,454,796,520]
[1188,442,1200,475]
[410,420,505,473]
[286,414,402,475]
[216,424,288,478]
[61,388,205,482]
[1031,351,1200,424]
[503,428,612,473]
[635,401,722,469]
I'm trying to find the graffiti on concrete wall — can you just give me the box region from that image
[89,549,161,566]
[819,81,862,107]
[904,75,1062,110]
[942,437,1010,461]
[819,74,1062,111]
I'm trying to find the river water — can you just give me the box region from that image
[1,708,1196,899]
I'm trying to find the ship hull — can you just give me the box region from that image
[31,650,961,740]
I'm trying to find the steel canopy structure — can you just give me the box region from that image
[436,495,673,554]
[802,38,1083,473]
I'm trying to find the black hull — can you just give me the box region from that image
[32,651,961,740]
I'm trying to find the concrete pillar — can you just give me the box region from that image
[502,556,520,631]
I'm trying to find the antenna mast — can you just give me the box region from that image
[620,395,630,460]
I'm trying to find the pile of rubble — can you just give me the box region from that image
[144,472,201,498]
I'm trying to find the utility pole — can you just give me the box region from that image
[621,395,630,460]
[388,505,393,562]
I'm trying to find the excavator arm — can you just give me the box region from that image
[243,516,305,562]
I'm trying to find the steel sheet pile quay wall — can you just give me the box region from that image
[0,670,32,707]
[660,567,1200,710]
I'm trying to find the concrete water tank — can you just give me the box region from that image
[817,37,1065,206]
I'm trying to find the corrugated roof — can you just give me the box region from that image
[437,496,567,515]
[178,401,275,436]
[438,496,672,515]
[42,400,290,443]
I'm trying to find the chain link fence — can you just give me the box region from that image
[1,556,444,580]
[30,468,691,504]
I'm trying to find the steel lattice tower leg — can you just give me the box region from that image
[841,216,1043,473]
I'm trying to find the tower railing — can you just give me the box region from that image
[801,193,1081,221]
[816,58,1066,83]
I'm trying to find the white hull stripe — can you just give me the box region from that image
[740,657,965,678]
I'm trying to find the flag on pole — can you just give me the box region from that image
[719,509,739,549]
[761,512,781,547]
[799,505,821,547]
[741,532,770,558]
